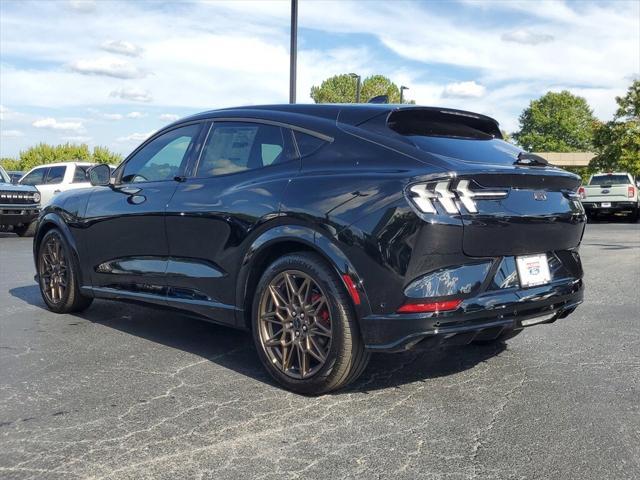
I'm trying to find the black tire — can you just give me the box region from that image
[13,221,37,237]
[629,207,639,223]
[252,252,369,395]
[472,328,523,345]
[37,229,93,314]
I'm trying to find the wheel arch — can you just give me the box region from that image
[236,224,372,330]
[34,213,87,290]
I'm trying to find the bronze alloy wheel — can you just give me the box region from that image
[39,234,68,305]
[258,270,333,379]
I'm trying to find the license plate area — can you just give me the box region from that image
[516,253,551,288]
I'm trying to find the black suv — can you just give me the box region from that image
[34,105,585,394]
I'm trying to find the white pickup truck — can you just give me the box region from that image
[579,172,640,221]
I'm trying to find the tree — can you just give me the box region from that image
[310,74,412,104]
[513,90,597,152]
[590,80,640,176]
[0,143,123,172]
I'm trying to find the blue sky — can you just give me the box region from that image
[1,0,638,158]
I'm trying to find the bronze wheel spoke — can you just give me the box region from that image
[39,236,68,306]
[258,269,333,380]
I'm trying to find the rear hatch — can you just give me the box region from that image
[376,108,586,257]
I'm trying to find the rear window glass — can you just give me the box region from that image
[589,175,630,186]
[405,136,521,165]
[386,108,520,165]
[293,131,326,157]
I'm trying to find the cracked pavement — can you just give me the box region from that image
[1,222,639,479]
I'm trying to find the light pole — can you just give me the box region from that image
[289,0,298,104]
[400,85,409,104]
[349,73,361,103]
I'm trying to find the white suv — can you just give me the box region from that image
[19,162,103,206]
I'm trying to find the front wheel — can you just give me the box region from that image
[252,253,369,395]
[37,229,93,313]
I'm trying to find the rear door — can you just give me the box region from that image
[165,120,299,325]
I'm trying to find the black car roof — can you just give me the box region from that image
[180,104,500,129]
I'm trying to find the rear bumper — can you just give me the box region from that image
[583,201,637,213]
[0,207,40,226]
[361,278,583,352]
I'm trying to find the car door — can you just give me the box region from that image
[37,165,67,206]
[165,120,299,326]
[83,123,204,302]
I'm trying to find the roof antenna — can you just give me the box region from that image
[368,95,388,104]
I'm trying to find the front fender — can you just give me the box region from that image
[33,211,89,292]
[236,224,373,326]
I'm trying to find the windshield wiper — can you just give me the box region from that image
[515,152,549,166]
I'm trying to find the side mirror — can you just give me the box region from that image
[88,164,111,186]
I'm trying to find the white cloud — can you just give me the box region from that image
[117,131,154,142]
[109,88,153,103]
[159,113,179,121]
[443,81,486,99]
[101,40,143,57]
[1,129,24,137]
[32,117,84,132]
[126,111,146,118]
[501,30,554,45]
[69,57,146,79]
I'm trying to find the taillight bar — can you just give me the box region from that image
[408,179,507,215]
[578,186,586,199]
[628,186,635,198]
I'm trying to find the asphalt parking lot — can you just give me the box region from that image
[0,222,638,480]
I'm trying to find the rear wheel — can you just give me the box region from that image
[37,229,93,313]
[13,221,36,237]
[252,253,369,395]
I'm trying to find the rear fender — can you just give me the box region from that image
[236,225,372,328]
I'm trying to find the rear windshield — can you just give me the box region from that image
[589,175,630,186]
[405,136,521,165]
[386,108,521,165]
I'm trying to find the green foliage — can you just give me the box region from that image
[0,157,21,171]
[513,90,597,152]
[0,143,123,172]
[310,74,414,104]
[590,80,640,177]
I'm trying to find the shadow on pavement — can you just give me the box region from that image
[10,283,506,394]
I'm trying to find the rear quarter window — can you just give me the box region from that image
[293,131,327,158]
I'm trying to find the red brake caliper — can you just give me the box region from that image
[311,293,330,328]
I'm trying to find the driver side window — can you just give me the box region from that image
[121,124,201,183]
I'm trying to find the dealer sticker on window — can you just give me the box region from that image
[516,254,551,288]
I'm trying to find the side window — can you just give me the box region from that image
[44,166,66,184]
[121,124,201,183]
[196,122,296,177]
[293,131,327,157]
[20,168,47,186]
[73,166,89,183]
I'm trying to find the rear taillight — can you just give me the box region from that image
[628,186,635,198]
[408,179,507,215]
[397,299,462,314]
[578,186,586,199]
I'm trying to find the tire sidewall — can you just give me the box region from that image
[251,254,353,394]
[38,229,75,312]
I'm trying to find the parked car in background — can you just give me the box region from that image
[0,165,40,236]
[579,172,639,221]
[19,162,111,206]
[7,171,24,184]
[33,104,586,394]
